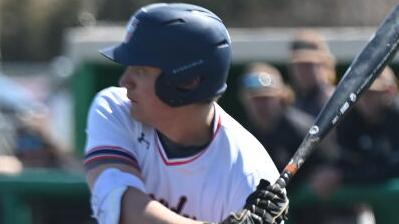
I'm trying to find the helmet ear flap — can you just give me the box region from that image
[156,72,205,107]
[175,76,202,92]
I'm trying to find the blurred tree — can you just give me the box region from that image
[44,0,399,28]
[0,0,81,61]
[0,0,398,62]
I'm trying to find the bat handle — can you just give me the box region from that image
[275,170,293,188]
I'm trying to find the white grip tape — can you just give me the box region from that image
[91,168,146,224]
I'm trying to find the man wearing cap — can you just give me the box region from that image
[288,29,336,117]
[239,63,349,224]
[239,63,335,189]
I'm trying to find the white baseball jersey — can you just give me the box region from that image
[84,87,279,222]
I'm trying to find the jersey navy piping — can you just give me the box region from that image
[84,145,140,171]
[155,114,222,166]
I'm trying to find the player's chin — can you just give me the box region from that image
[130,107,141,119]
[130,107,150,124]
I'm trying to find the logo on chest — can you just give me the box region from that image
[137,132,150,149]
[149,194,197,220]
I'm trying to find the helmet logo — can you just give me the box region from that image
[124,17,139,43]
[172,59,204,74]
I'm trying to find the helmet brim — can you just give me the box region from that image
[99,44,135,66]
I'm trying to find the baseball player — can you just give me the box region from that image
[84,3,288,224]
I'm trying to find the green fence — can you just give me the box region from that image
[289,179,399,224]
[1,169,399,224]
[0,169,92,224]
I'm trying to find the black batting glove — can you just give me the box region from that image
[244,179,289,224]
[206,179,289,224]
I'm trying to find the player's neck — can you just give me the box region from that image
[155,103,215,146]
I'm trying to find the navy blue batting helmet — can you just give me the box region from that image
[100,3,232,107]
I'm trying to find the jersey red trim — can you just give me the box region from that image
[84,145,140,171]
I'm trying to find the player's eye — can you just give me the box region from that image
[125,67,141,76]
[137,68,145,74]
[133,67,147,77]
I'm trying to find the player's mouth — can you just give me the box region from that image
[127,95,137,103]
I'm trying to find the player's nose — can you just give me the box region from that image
[119,70,135,89]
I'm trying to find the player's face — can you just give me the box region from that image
[119,66,170,125]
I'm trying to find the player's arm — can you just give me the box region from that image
[87,163,288,224]
[86,162,203,224]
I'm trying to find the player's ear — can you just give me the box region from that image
[176,76,201,92]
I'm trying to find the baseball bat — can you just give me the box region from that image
[275,4,399,188]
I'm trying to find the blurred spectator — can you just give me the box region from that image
[239,62,338,189]
[12,111,81,169]
[0,74,44,115]
[13,112,61,168]
[0,155,22,174]
[295,67,398,224]
[288,29,336,117]
[335,66,399,183]
[0,109,16,156]
[0,109,22,174]
[239,63,306,170]
[0,72,80,170]
[239,62,376,224]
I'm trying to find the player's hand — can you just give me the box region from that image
[206,179,289,224]
[244,179,289,224]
